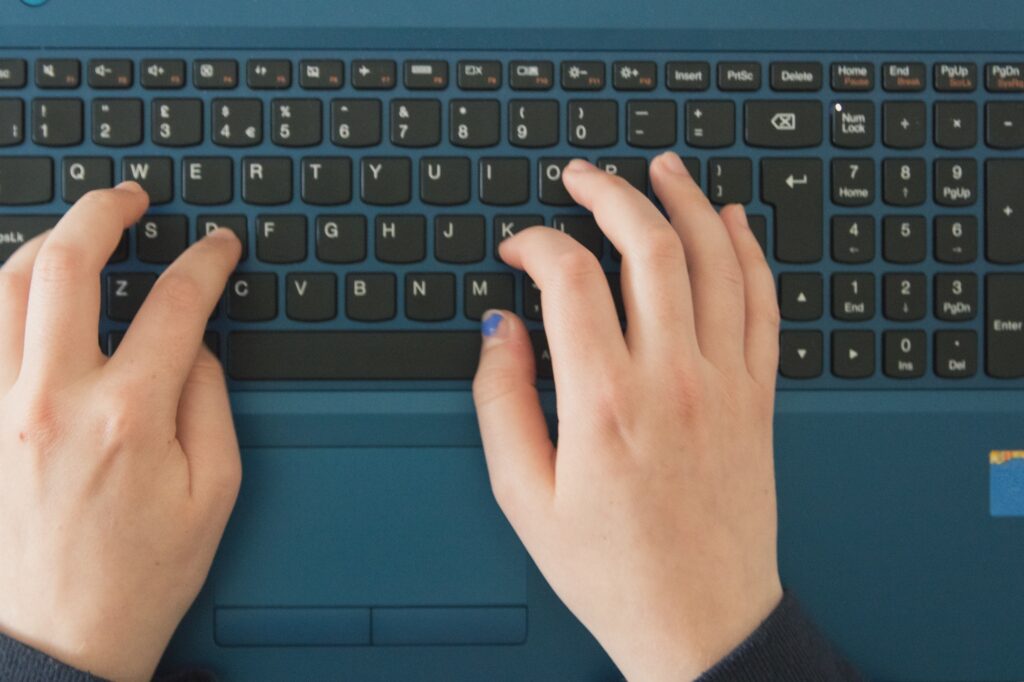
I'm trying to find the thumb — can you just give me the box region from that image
[472,310,555,529]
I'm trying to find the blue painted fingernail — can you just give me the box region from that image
[482,311,504,337]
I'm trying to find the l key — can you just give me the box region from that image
[986,159,1024,263]
[761,158,823,263]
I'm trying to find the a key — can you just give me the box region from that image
[140,59,185,89]
[708,157,752,204]
[831,62,873,91]
[832,216,875,263]
[435,215,485,264]
[0,157,53,205]
[213,99,262,147]
[934,158,976,207]
[331,99,381,147]
[106,273,156,322]
[935,272,977,321]
[986,274,1024,378]
[0,99,22,146]
[361,157,410,205]
[934,63,977,92]
[376,215,426,263]
[391,99,441,147]
[137,215,188,264]
[779,330,823,379]
[32,98,82,146]
[346,273,396,321]
[748,215,767,254]
[35,59,80,88]
[242,158,292,205]
[778,272,823,321]
[299,60,344,89]
[271,99,322,147]
[686,100,734,148]
[832,273,874,321]
[830,101,874,149]
[193,60,238,89]
[561,61,605,91]
[196,215,248,259]
[538,158,574,206]
[718,62,761,91]
[934,102,976,150]
[831,158,874,206]
[883,273,927,321]
[0,215,57,261]
[832,330,875,379]
[509,61,553,91]
[745,100,822,148]
[882,62,925,91]
[404,60,448,90]
[315,215,366,264]
[286,273,336,322]
[986,102,1024,149]
[509,100,559,148]
[568,100,617,148]
[92,99,143,147]
[302,157,351,205]
[62,157,112,203]
[421,157,471,205]
[770,62,822,91]
[985,159,1024,263]
[450,100,500,148]
[613,61,656,91]
[883,330,926,378]
[883,101,926,148]
[457,60,501,90]
[152,99,202,147]
[247,59,291,89]
[934,215,977,264]
[228,273,277,321]
[934,330,977,379]
[121,157,173,204]
[883,216,926,263]
[882,158,926,206]
[986,63,1024,92]
[405,273,456,322]
[479,157,528,206]
[182,157,233,205]
[465,273,514,320]
[627,100,676,147]
[351,60,395,90]
[761,158,822,263]
[256,215,306,263]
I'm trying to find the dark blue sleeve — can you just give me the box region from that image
[697,591,865,682]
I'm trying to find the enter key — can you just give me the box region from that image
[986,273,1024,378]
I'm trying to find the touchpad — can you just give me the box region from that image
[212,448,527,608]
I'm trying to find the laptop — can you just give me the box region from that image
[1,0,1023,679]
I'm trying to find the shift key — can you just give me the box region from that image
[986,274,1024,378]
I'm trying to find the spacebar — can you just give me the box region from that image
[228,331,483,380]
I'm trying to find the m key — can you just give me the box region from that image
[761,158,823,263]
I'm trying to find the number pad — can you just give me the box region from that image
[883,273,927,321]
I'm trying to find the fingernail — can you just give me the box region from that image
[115,180,145,193]
[206,227,239,243]
[564,158,597,174]
[481,310,506,341]
[658,151,688,176]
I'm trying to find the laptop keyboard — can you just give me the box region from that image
[0,50,1022,388]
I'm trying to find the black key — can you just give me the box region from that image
[301,157,351,205]
[121,157,173,204]
[299,60,343,89]
[553,215,603,258]
[509,100,559,148]
[613,61,656,91]
[352,60,396,90]
[193,59,238,89]
[883,216,926,263]
[747,215,768,254]
[242,157,291,205]
[831,62,874,91]
[934,215,977,264]
[228,273,277,321]
[32,98,82,146]
[182,157,232,205]
[882,62,925,91]
[779,330,823,379]
[935,330,977,379]
[137,215,188,264]
[934,158,976,207]
[0,99,22,146]
[0,157,52,205]
[987,274,1024,378]
[708,157,752,205]
[778,272,823,321]
[316,215,366,264]
[479,157,528,206]
[882,158,926,206]
[666,61,710,91]
[196,215,248,259]
[62,157,112,203]
[406,273,456,322]
[986,102,1024,149]
[247,59,291,89]
[523,276,542,321]
[435,215,485,264]
[106,273,156,322]
[361,157,410,205]
[883,330,926,379]
[770,62,822,91]
[271,99,322,147]
[883,273,927,321]
[0,59,27,88]
[832,273,874,321]
[140,59,185,89]
[627,100,675,148]
[457,61,501,90]
[92,99,142,147]
[832,330,875,379]
[286,273,336,322]
[761,158,822,263]
[718,62,761,91]
[152,99,203,146]
[934,63,976,92]
[509,61,553,91]
[110,232,129,264]
[346,273,395,321]
[985,63,1024,92]
[685,100,734,148]
[213,98,262,147]
[450,100,500,148]
[597,157,648,193]
[465,273,514,320]
[256,215,306,263]
[934,101,977,150]
[538,158,573,206]
[0,215,57,261]
[831,158,874,206]
[421,157,471,206]
[404,60,447,90]
[331,99,381,147]
[986,159,1024,264]
[561,61,605,91]
[88,59,132,89]
[391,99,440,147]
[376,215,426,263]
[830,101,874,149]
[832,215,874,263]
[568,100,617,148]
[493,214,542,255]
[35,59,79,88]
[883,101,926,148]
[935,272,977,321]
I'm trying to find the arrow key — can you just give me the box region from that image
[780,330,823,379]
[832,330,875,379]
[779,272,823,321]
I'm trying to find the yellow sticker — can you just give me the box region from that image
[990,450,1024,466]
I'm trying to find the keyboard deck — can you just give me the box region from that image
[0,50,1021,389]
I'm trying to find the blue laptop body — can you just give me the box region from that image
[2,0,1023,679]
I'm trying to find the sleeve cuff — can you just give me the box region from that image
[0,630,105,682]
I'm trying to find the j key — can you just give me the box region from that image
[193,59,238,89]
[196,215,248,259]
[122,157,173,205]
[830,101,874,149]
[935,273,977,321]
[106,273,156,322]
[934,158,976,207]
[986,102,1024,149]
[883,158,926,206]
[883,101,926,148]
[598,157,648,193]
[213,99,262,147]
[316,215,366,264]
[88,59,132,89]
[450,100,500,148]
[479,157,528,206]
[92,99,143,147]
[352,60,396,90]
[0,157,53,205]
[32,99,82,146]
[458,61,501,90]
[62,157,112,203]
[465,273,514,320]
[331,99,381,147]
[302,157,352,205]
[553,215,603,258]
[613,61,656,91]
[934,215,977,264]
[830,62,873,91]
[272,99,322,147]
[152,99,203,147]
[404,60,448,90]
[985,159,1024,263]
[708,157,752,204]
[883,330,926,379]
[35,59,80,88]
[391,99,441,147]
[346,273,396,321]
[361,157,410,205]
[745,100,822,148]
[778,272,823,321]
[435,215,485,264]
[228,273,278,321]
[256,215,307,263]
[686,101,734,148]
[509,61,553,91]
[831,158,874,206]
[137,215,188,264]
[561,61,605,91]
[0,59,27,88]
[182,157,233,205]
[770,62,822,91]
[538,158,573,206]
[883,216,926,263]
[832,273,874,321]
[779,330,823,379]
[883,273,927,321]
[405,273,456,322]
[509,100,559,148]
[243,158,292,205]
[934,63,976,92]
[376,215,426,263]
[986,274,1024,378]
[0,215,57,260]
[761,158,822,263]
[247,59,291,89]
[421,157,471,205]
[832,216,875,264]
[286,273,337,322]
[986,63,1024,92]
[882,62,925,91]
[934,330,977,379]
[493,214,542,255]
[718,62,760,91]
[934,101,977,150]
[627,100,676,147]
[568,100,617,148]
[666,61,710,91]
[300,60,344,89]
[832,330,875,379]
[140,59,185,89]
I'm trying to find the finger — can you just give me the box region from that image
[559,159,697,357]
[0,231,50,390]
[110,228,241,409]
[498,226,627,397]
[472,309,554,535]
[22,183,149,382]
[649,151,746,369]
[720,204,780,386]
